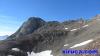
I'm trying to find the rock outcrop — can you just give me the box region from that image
[7,17,46,40]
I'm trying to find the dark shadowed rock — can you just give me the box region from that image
[7,17,46,40]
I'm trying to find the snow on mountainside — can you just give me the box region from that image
[27,50,53,56]
[0,35,9,40]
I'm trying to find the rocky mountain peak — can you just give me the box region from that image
[28,17,45,23]
[20,17,46,34]
[7,17,46,39]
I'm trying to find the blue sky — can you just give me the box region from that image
[0,0,100,36]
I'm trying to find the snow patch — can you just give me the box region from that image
[64,44,69,46]
[70,39,93,48]
[82,25,89,28]
[70,29,77,31]
[27,50,53,56]
[11,48,20,51]
[65,28,68,30]
[8,55,13,56]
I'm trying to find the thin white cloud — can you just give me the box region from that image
[0,15,19,24]
[0,15,25,26]
[0,31,14,36]
[0,15,22,36]
[0,15,17,19]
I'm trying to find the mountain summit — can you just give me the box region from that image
[7,17,46,40]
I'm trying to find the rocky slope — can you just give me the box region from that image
[0,15,100,56]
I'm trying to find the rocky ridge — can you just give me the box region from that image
[0,15,100,56]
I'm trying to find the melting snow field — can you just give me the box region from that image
[27,50,53,56]
[8,55,13,56]
[70,29,77,31]
[64,44,69,46]
[70,39,93,48]
[65,28,68,30]
[11,48,20,51]
[82,25,89,28]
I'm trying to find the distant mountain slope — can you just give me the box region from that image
[0,35,8,40]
